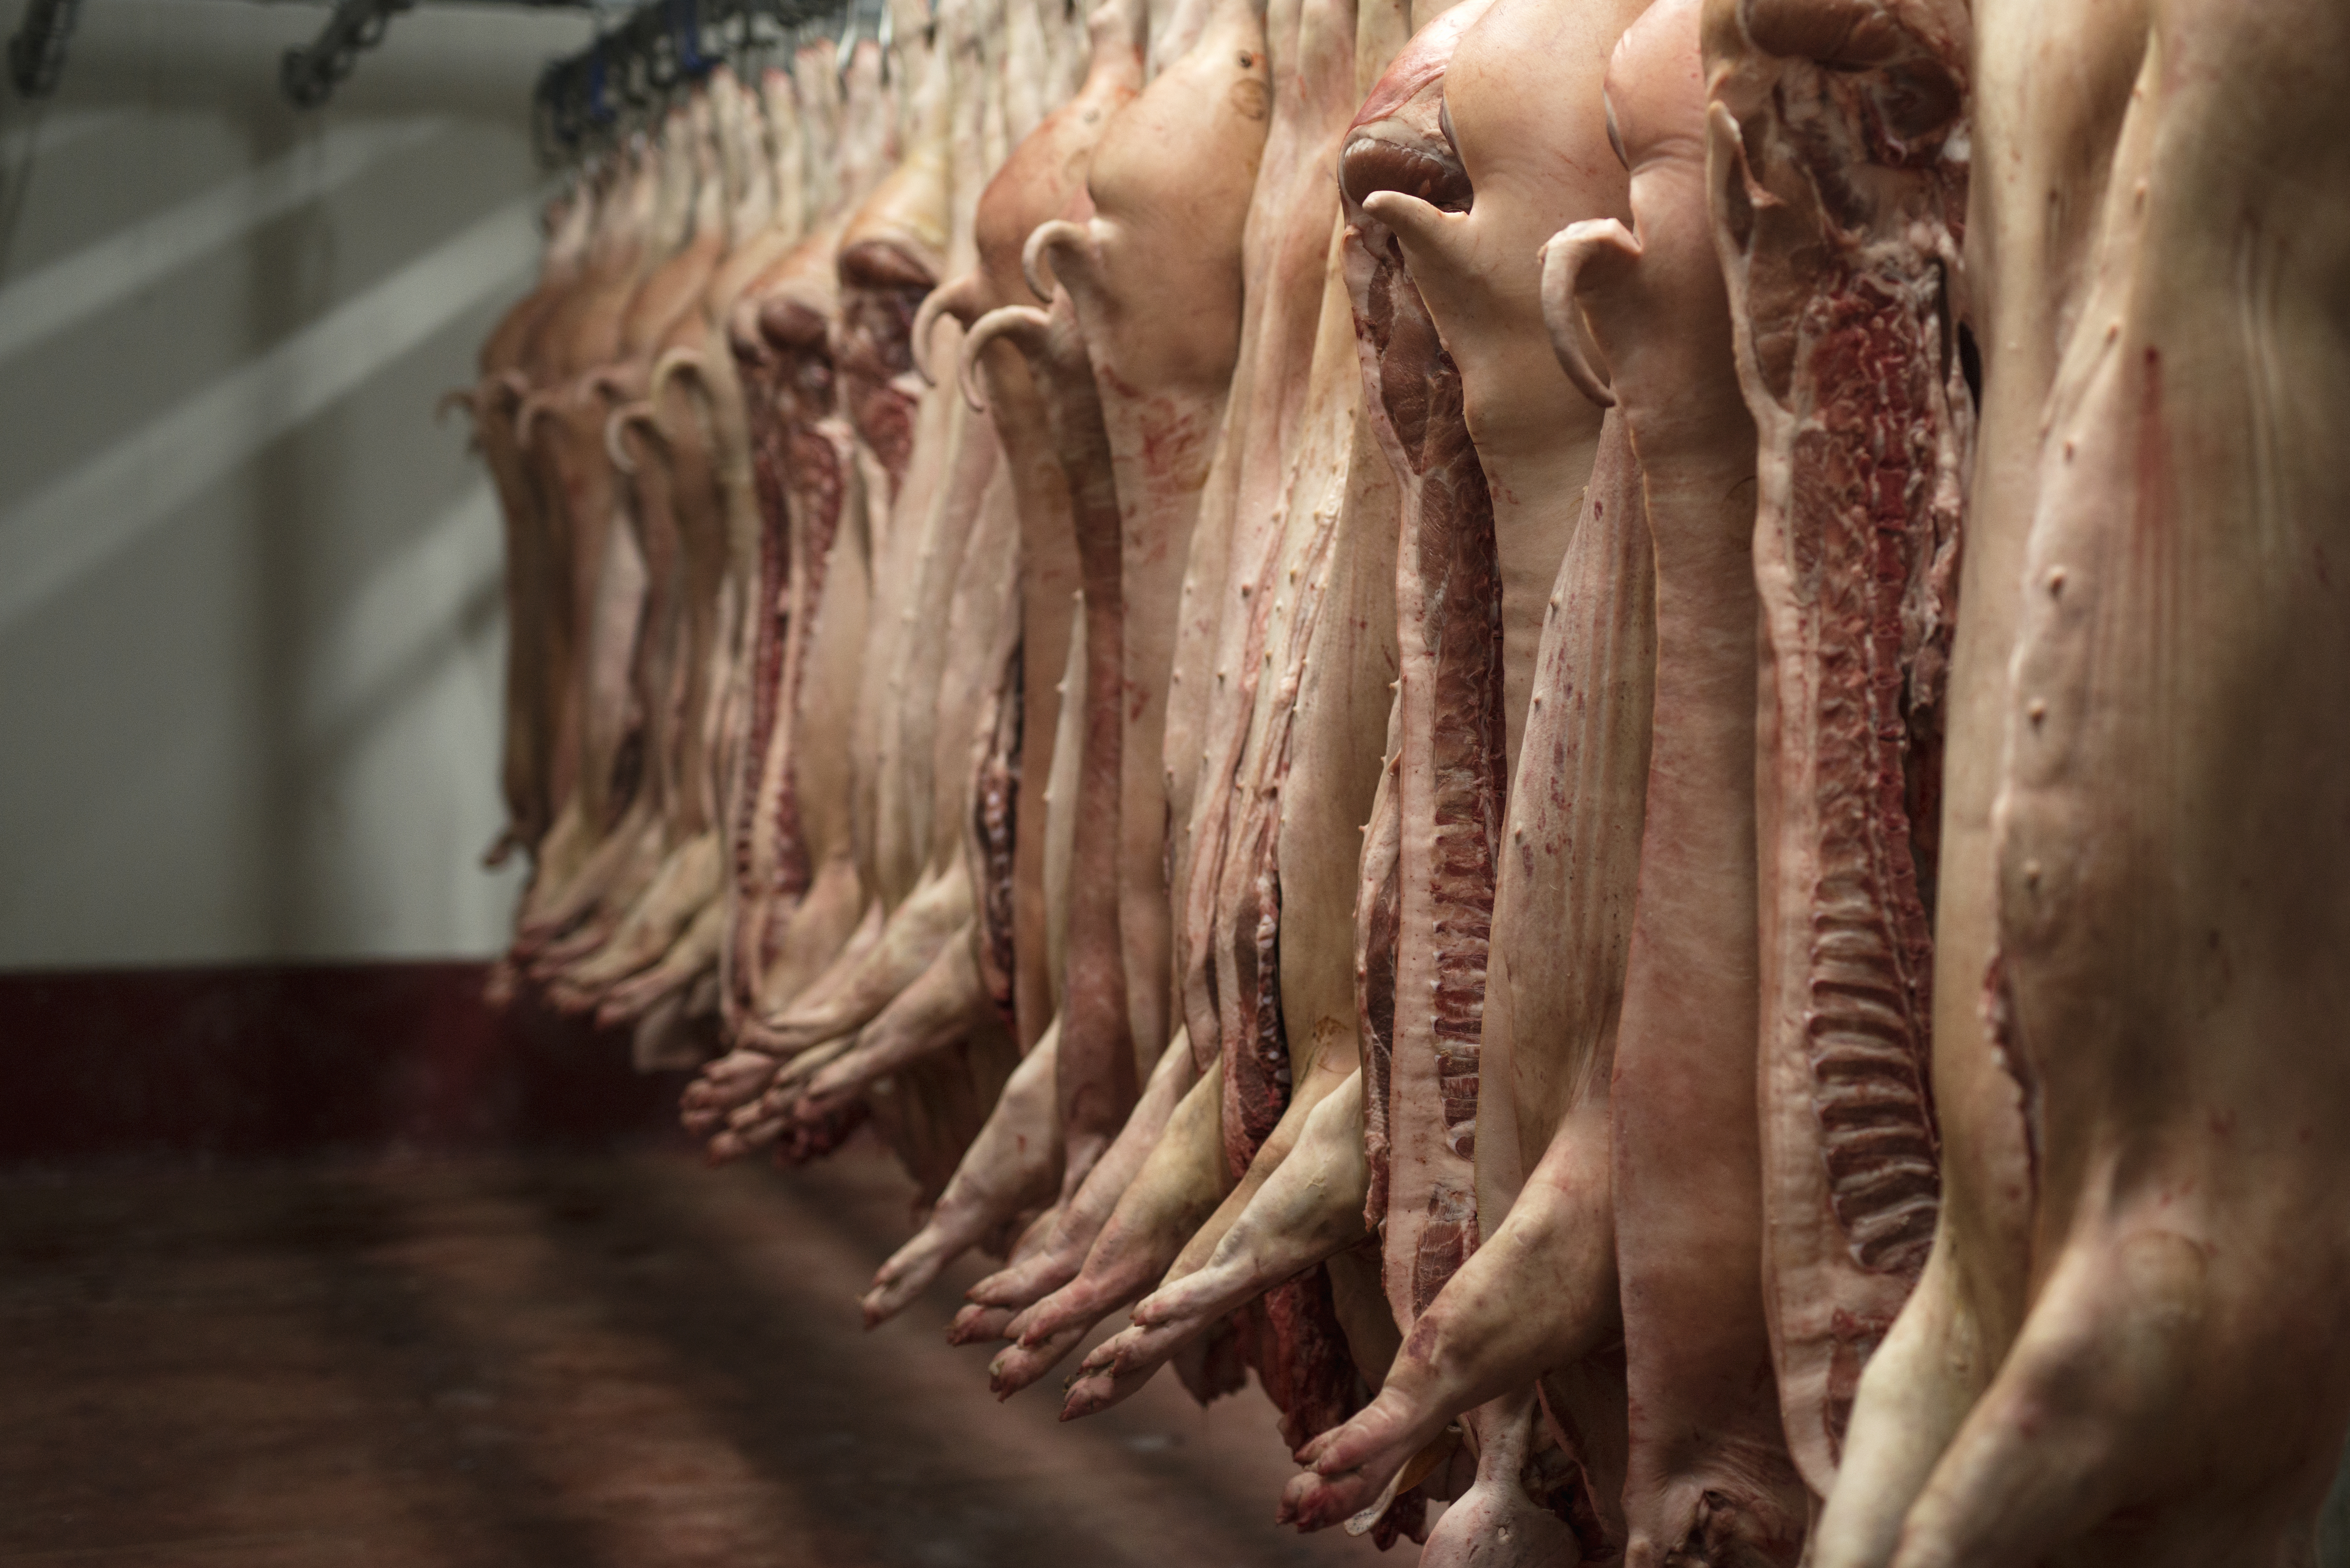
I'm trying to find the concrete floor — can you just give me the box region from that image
[0,1142,1383,1568]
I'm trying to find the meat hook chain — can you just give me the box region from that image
[532,0,879,167]
[6,0,79,98]
[281,0,630,110]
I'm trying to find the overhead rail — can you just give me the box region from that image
[6,0,884,129]
[7,0,79,98]
[531,0,883,165]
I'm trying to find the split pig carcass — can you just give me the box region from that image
[456,0,2350,1560]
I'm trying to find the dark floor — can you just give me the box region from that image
[0,1141,1380,1567]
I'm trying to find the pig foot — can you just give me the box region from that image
[987,1322,1091,1399]
[595,896,725,1027]
[1061,1308,1199,1420]
[861,1037,1061,1327]
[1279,1372,1456,1531]
[680,1049,780,1137]
[1060,1062,1368,1425]
[948,1303,1020,1346]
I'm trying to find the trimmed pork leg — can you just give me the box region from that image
[1701,0,1969,1506]
[1810,4,2350,1567]
[1063,1067,1371,1418]
[860,1016,1066,1325]
[986,1055,1230,1396]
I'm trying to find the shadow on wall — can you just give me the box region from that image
[0,0,597,969]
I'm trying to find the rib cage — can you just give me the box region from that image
[1788,272,1946,1277]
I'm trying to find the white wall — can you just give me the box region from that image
[0,0,598,967]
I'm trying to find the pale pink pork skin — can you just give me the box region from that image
[1550,3,1813,1562]
[982,0,1371,1410]
[949,0,1274,1339]
[1801,2,2350,1566]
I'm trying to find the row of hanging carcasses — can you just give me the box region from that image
[455,0,2350,1560]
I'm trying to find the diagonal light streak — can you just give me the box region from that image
[0,114,446,363]
[0,105,131,168]
[0,192,538,635]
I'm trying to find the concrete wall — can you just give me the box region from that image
[0,0,597,967]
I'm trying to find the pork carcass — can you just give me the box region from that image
[453,184,593,871]
[556,69,797,1024]
[1702,0,1969,1508]
[850,5,1154,1323]
[507,139,667,938]
[951,0,1273,1330]
[1280,0,1658,1537]
[982,0,1374,1418]
[523,103,735,970]
[1563,1,1808,1558]
[1804,2,2350,1564]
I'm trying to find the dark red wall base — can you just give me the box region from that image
[0,962,686,1167]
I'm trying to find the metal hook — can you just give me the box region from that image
[835,0,859,85]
